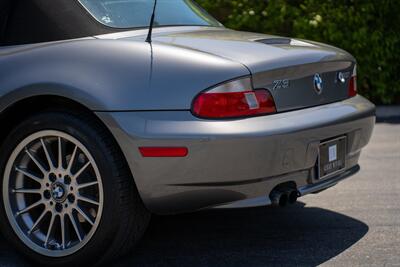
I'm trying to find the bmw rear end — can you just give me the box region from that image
[84,0,376,214]
[102,42,374,214]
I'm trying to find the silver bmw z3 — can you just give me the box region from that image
[0,0,375,266]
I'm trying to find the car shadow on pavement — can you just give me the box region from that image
[0,202,368,267]
[116,202,368,267]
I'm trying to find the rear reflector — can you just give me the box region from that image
[192,89,276,119]
[139,147,188,157]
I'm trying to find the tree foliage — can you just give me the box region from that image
[198,0,400,104]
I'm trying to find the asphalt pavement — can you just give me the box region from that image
[0,119,399,267]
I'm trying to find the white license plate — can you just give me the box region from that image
[318,137,347,179]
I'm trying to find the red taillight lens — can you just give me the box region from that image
[192,89,276,119]
[139,147,188,157]
[348,76,357,97]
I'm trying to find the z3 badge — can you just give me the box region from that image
[272,79,290,90]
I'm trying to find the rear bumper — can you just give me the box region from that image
[97,95,375,214]
[215,164,360,209]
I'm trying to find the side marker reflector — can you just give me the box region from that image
[139,147,188,157]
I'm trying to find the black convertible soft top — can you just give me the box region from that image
[0,0,125,45]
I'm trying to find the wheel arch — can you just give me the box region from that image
[0,95,141,197]
[0,95,94,145]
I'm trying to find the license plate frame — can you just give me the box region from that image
[318,136,347,180]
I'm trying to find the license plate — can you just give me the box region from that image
[318,137,346,179]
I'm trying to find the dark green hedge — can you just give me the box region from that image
[198,0,400,104]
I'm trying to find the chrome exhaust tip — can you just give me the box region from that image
[279,193,289,207]
[271,191,289,207]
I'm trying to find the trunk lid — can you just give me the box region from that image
[112,27,356,112]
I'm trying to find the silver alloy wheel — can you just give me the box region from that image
[3,130,104,257]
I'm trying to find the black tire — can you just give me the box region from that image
[0,110,150,267]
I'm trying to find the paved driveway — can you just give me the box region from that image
[1,121,399,267]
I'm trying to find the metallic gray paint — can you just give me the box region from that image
[0,26,375,214]
[0,31,249,111]
[104,27,357,111]
[97,95,375,214]
[1,27,355,113]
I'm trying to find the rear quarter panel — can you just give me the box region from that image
[0,39,249,112]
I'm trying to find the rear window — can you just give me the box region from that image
[78,0,222,29]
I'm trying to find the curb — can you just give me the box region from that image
[376,106,400,123]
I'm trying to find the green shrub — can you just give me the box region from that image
[198,0,400,104]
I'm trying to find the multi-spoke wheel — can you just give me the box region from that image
[3,130,103,257]
[0,111,150,266]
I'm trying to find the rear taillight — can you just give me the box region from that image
[192,78,276,119]
[348,65,357,97]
